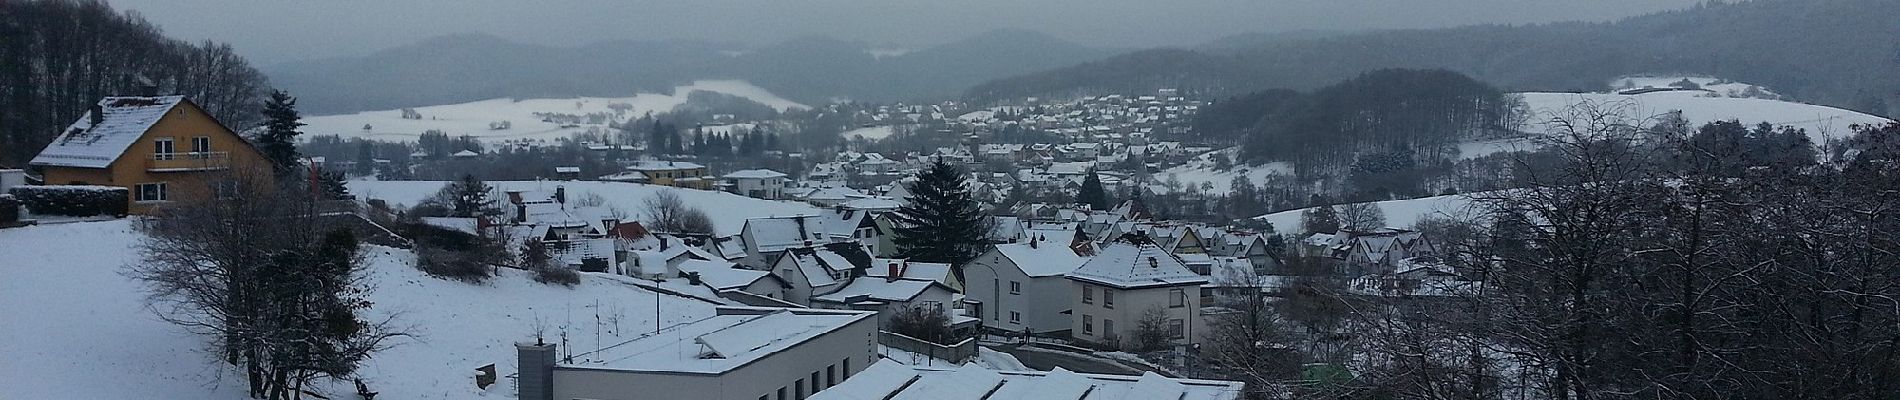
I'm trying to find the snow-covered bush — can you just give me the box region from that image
[0,193,19,224]
[531,266,579,286]
[7,185,127,217]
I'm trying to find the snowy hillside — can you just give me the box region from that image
[1255,193,1479,233]
[1155,147,1292,196]
[1464,78,1892,159]
[302,80,807,143]
[348,180,820,236]
[0,220,718,399]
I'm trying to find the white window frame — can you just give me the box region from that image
[190,136,211,153]
[1104,289,1115,309]
[1082,314,1094,334]
[1009,281,1021,294]
[135,182,168,202]
[1169,288,1186,308]
[1170,319,1185,339]
[154,137,175,160]
[1009,311,1021,323]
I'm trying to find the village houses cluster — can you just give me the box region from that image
[6,90,1466,400]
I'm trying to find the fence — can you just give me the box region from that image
[879,330,977,364]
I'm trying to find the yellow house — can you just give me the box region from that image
[622,160,712,190]
[28,95,270,214]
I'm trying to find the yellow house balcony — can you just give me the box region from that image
[147,151,229,172]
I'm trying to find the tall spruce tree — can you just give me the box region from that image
[891,158,990,280]
[1076,168,1109,210]
[257,90,304,174]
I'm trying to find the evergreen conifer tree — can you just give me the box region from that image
[257,90,304,174]
[1076,168,1109,210]
[890,158,990,280]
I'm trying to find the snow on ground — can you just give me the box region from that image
[1609,75,1783,99]
[843,125,899,141]
[0,219,720,399]
[1155,147,1292,195]
[1255,193,1480,232]
[348,180,820,236]
[1454,78,1891,160]
[1517,90,1889,146]
[302,79,806,143]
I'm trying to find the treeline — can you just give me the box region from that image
[1334,120,1899,398]
[0,0,271,167]
[967,0,1900,119]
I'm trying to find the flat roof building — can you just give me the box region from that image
[519,307,878,400]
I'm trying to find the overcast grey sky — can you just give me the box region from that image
[106,0,1706,65]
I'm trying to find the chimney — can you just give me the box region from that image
[516,342,556,400]
[660,237,670,251]
[87,104,103,127]
[554,186,566,205]
[887,261,901,282]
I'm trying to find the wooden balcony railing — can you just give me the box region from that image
[147,152,229,172]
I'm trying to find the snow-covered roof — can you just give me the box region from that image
[993,237,1091,278]
[569,308,872,374]
[811,277,947,304]
[626,160,706,171]
[841,197,902,211]
[31,96,187,168]
[722,169,788,179]
[1068,241,1207,289]
[744,215,829,254]
[865,259,954,285]
[810,360,1243,400]
[677,259,771,290]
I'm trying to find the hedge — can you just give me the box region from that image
[0,194,18,224]
[7,185,128,217]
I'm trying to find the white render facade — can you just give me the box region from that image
[522,307,879,400]
[963,247,1083,335]
[1068,280,1203,348]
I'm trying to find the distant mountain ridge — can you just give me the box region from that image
[268,30,1118,114]
[965,0,1900,118]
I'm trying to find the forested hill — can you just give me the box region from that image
[0,0,271,167]
[268,30,1119,115]
[965,0,1900,118]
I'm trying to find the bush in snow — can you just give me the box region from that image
[531,266,580,287]
[415,245,494,283]
[7,185,127,217]
[0,194,19,224]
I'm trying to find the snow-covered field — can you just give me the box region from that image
[348,180,821,236]
[1515,90,1890,146]
[1255,193,1479,232]
[302,80,807,143]
[0,220,718,399]
[1155,147,1292,196]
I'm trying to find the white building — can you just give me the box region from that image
[518,307,878,400]
[963,224,1093,336]
[722,169,789,199]
[1067,239,1208,349]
